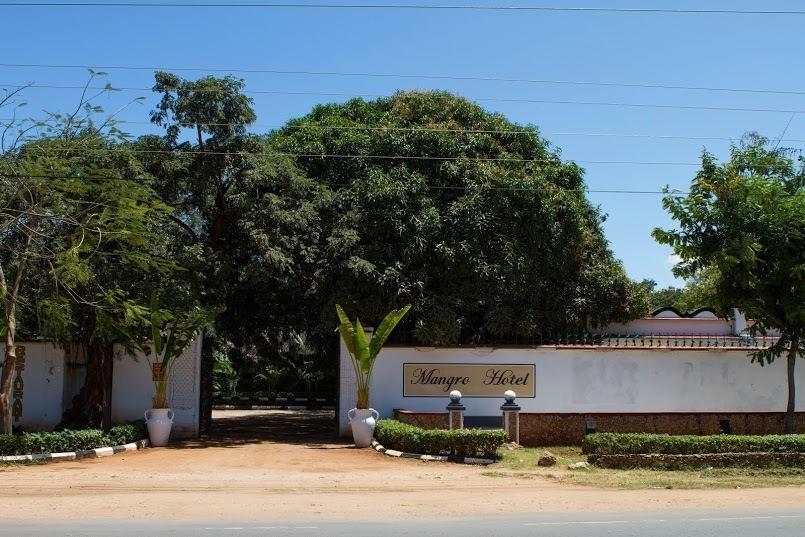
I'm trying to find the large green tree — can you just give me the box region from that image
[654,135,805,433]
[0,75,185,431]
[271,91,649,344]
[0,133,174,432]
[137,72,325,396]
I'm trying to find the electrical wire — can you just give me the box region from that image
[7,118,802,143]
[1,3,804,15]
[5,117,805,143]
[1,62,801,96]
[2,84,804,115]
[0,146,724,166]
[5,146,801,170]
[1,173,686,195]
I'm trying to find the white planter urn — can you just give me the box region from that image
[145,408,174,447]
[348,408,379,447]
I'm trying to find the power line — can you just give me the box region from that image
[0,146,694,165]
[7,117,801,143]
[3,84,804,115]
[0,3,803,15]
[1,62,801,96]
[8,146,799,169]
[2,173,685,195]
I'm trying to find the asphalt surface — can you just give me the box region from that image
[3,509,805,537]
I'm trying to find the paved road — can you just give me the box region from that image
[3,509,805,537]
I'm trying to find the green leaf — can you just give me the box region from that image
[354,319,371,374]
[369,304,411,360]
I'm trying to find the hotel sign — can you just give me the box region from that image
[403,363,536,398]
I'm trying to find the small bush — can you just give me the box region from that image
[0,421,147,456]
[583,432,805,456]
[107,421,147,446]
[374,419,508,459]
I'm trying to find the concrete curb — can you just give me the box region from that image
[0,439,150,464]
[370,439,495,465]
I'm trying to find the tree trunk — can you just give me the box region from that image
[0,239,30,435]
[0,280,17,434]
[785,337,799,434]
[0,341,17,435]
[60,341,114,430]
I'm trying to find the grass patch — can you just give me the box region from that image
[490,447,805,490]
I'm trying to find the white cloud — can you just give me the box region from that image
[667,254,682,265]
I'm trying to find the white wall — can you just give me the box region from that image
[2,338,201,437]
[603,317,734,336]
[112,336,202,438]
[339,345,805,435]
[3,342,66,431]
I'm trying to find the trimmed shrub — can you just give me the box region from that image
[0,421,148,456]
[374,419,508,459]
[107,421,147,446]
[583,432,805,456]
[590,452,805,470]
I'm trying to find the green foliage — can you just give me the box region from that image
[336,304,410,408]
[374,419,508,459]
[146,294,220,408]
[583,432,805,456]
[254,364,287,394]
[106,421,147,446]
[141,72,326,364]
[653,135,804,347]
[0,104,181,430]
[212,349,240,398]
[0,421,146,456]
[642,269,722,314]
[272,91,649,344]
[653,134,805,432]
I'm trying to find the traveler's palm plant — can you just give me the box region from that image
[336,304,411,409]
[148,295,219,408]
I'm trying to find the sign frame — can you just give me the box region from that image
[402,362,536,398]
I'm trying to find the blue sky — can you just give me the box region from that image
[3,1,803,287]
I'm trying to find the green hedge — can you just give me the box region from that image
[374,419,508,459]
[0,421,147,456]
[583,432,805,456]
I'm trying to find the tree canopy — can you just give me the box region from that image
[271,91,649,344]
[654,135,805,433]
[2,76,653,420]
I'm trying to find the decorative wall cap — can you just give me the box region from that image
[649,307,720,319]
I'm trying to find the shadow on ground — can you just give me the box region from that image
[175,410,346,449]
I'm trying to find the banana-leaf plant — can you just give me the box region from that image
[147,295,220,408]
[336,304,411,409]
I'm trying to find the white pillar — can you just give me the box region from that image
[732,308,748,336]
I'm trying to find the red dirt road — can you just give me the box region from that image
[2,410,804,521]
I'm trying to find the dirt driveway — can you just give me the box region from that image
[2,410,804,521]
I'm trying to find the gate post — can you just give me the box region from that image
[501,390,521,444]
[446,390,465,430]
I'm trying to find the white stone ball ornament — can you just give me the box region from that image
[449,390,462,403]
[504,390,517,403]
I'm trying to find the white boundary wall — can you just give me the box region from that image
[4,338,201,437]
[338,345,805,436]
[112,337,202,438]
[5,343,65,431]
